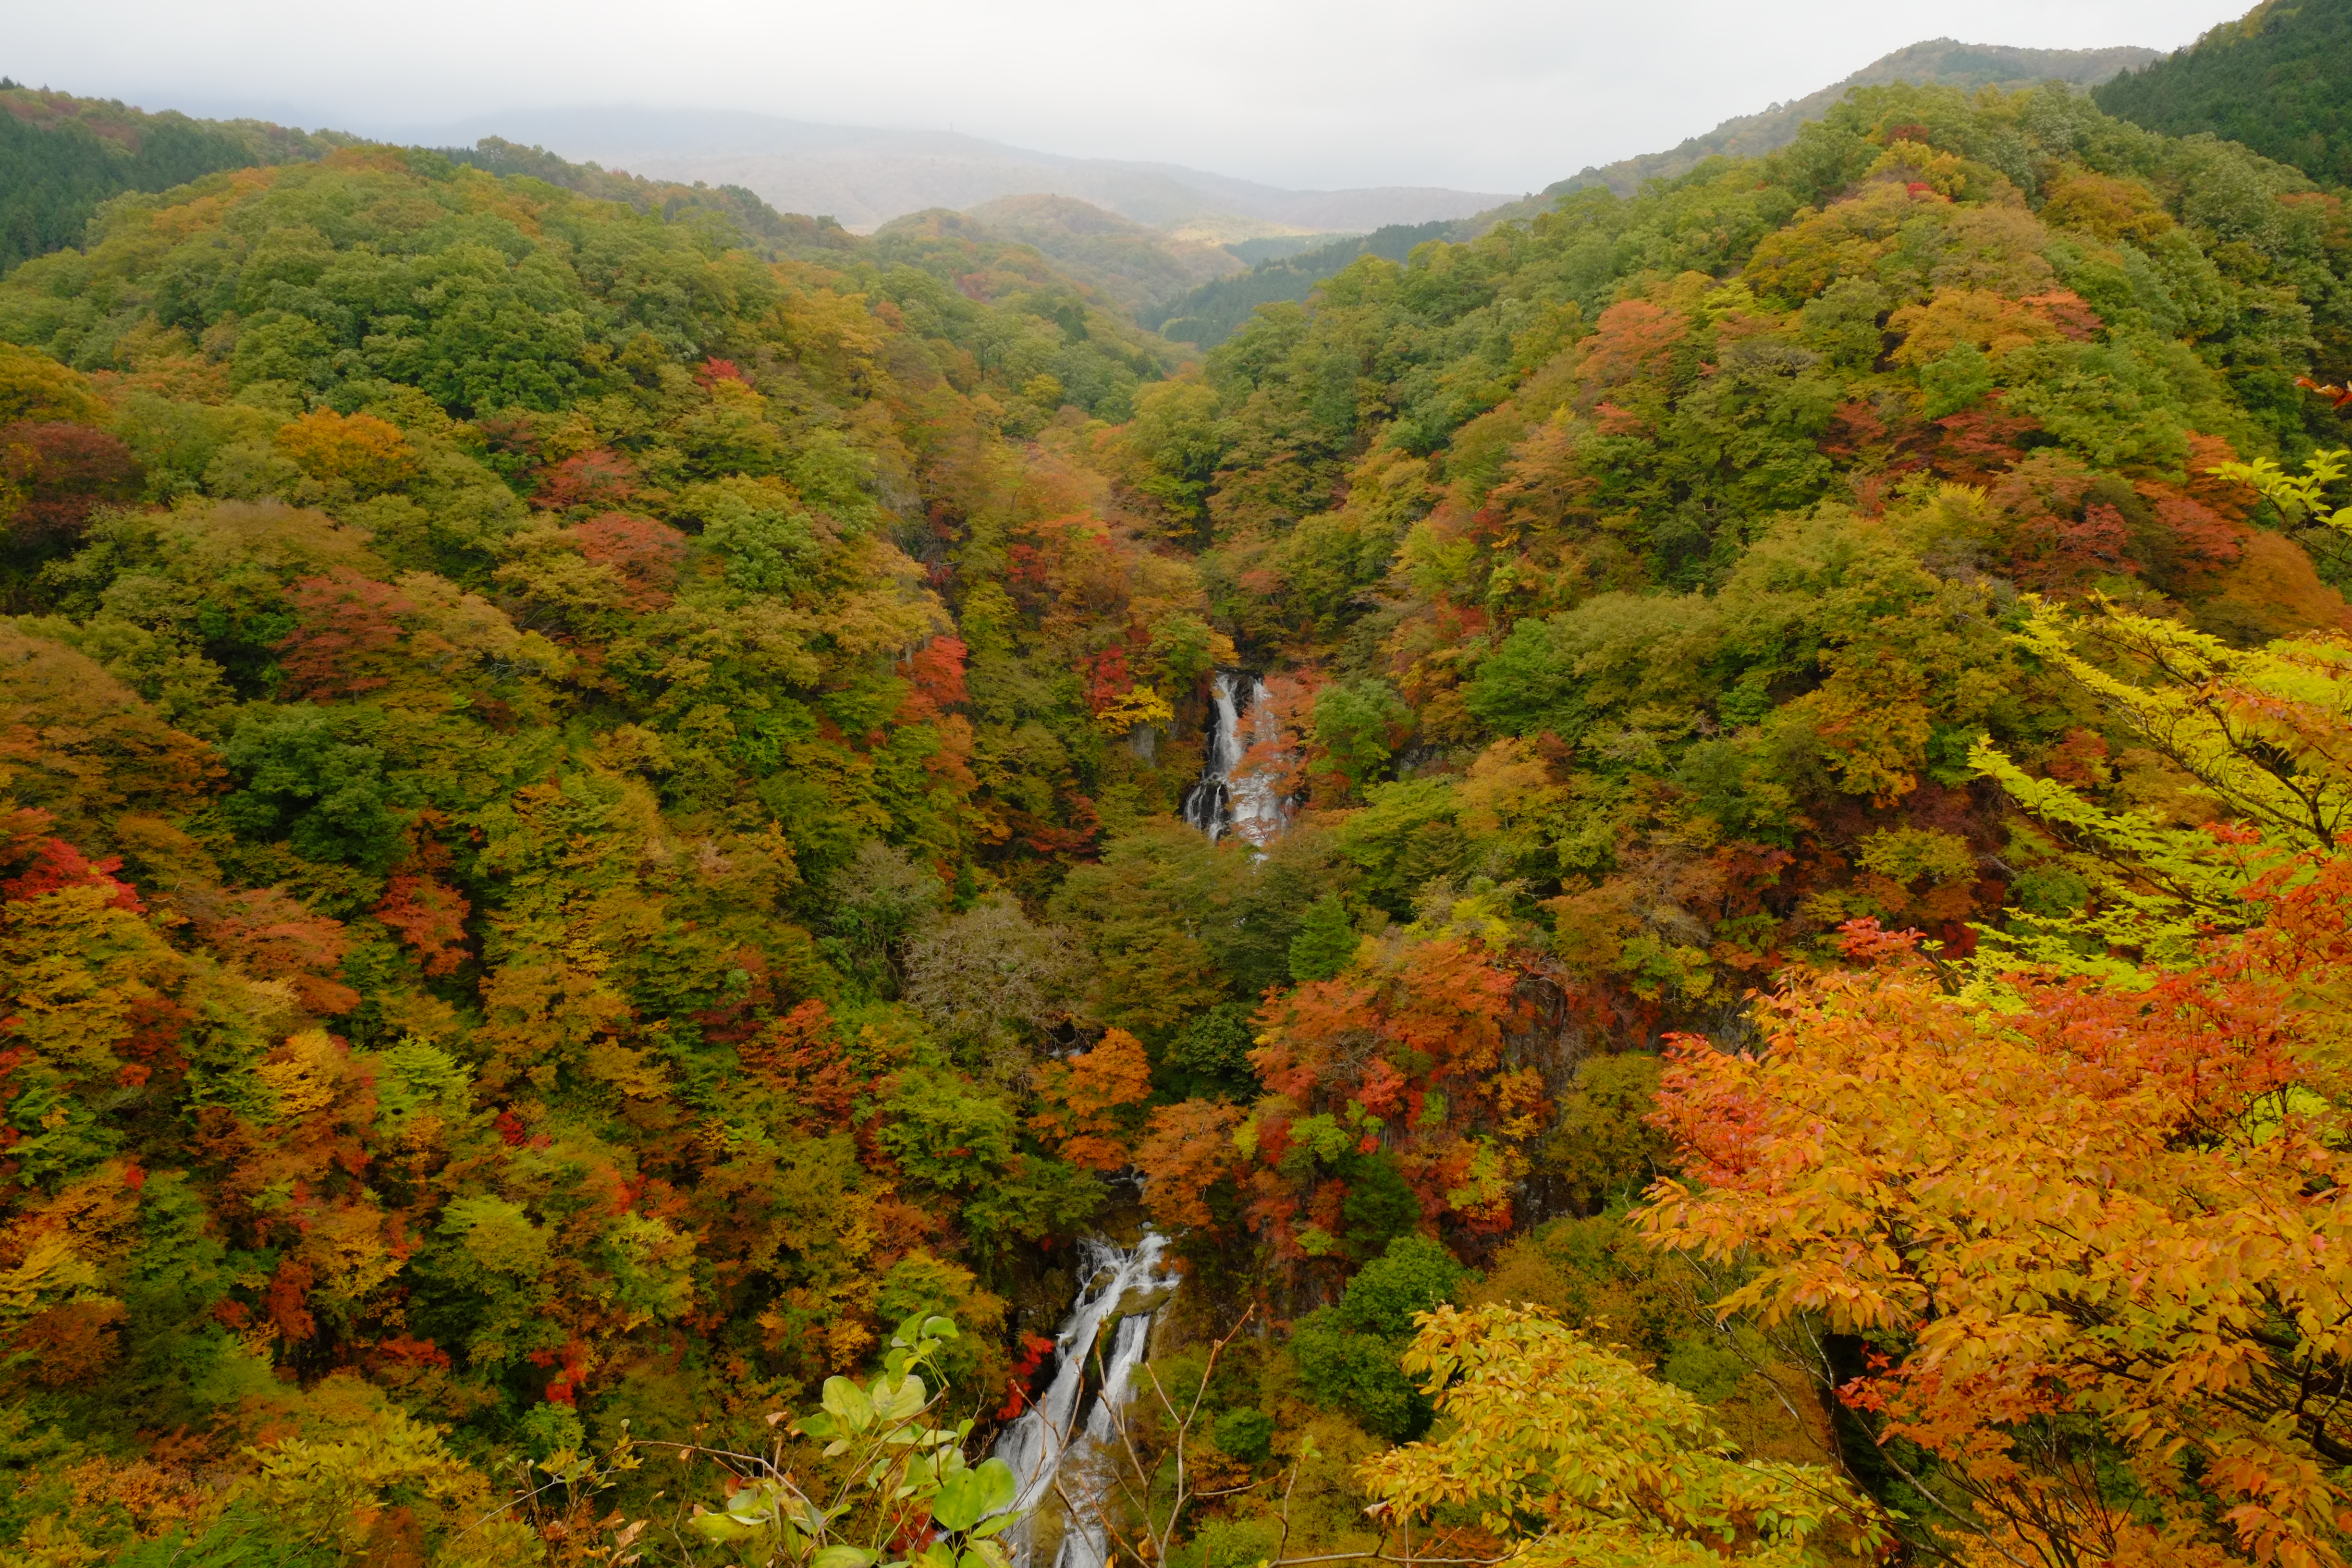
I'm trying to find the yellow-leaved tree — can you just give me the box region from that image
[1358,1303,1882,1568]
[1971,596,2352,982]
[2211,445,2352,540]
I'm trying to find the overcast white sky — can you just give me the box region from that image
[12,0,2242,193]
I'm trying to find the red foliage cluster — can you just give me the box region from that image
[736,1000,865,1130]
[0,421,139,544]
[996,1331,1058,1419]
[529,1339,592,1406]
[1573,300,1690,405]
[1987,457,2244,592]
[1,838,143,912]
[569,513,686,610]
[278,568,418,700]
[185,886,359,1016]
[1080,642,1137,715]
[263,1257,318,1344]
[371,1334,453,1372]
[1140,938,1533,1255]
[535,447,639,512]
[2020,289,2103,341]
[894,637,969,724]
[374,874,471,978]
[1927,403,2044,485]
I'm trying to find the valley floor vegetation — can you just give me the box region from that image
[2,56,2352,1568]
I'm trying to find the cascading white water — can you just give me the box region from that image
[993,1233,1176,1568]
[1182,672,1292,847]
[1181,674,1244,842]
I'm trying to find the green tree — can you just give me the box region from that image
[1287,894,1358,982]
[1291,1234,1471,1439]
[1311,680,1412,798]
[220,704,409,870]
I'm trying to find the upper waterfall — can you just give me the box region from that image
[1182,671,1293,847]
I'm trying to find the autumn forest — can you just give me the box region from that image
[5,7,2352,1566]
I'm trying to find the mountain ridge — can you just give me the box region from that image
[408,105,1515,233]
[1541,38,2161,201]
[1146,37,2168,349]
[900,195,1250,319]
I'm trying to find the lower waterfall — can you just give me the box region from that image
[993,1233,1176,1568]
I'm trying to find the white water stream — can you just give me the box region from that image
[1181,672,1292,847]
[993,1233,1176,1568]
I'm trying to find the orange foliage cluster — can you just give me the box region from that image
[1644,858,2352,1567]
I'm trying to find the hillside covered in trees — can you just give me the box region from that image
[0,84,350,275]
[3,45,2352,1568]
[879,197,1247,325]
[0,91,882,292]
[2096,0,2352,186]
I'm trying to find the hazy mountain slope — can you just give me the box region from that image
[1150,220,1453,346]
[1538,39,2159,203]
[413,105,1511,233]
[2095,0,2352,186]
[439,142,1189,385]
[934,195,1246,318]
[443,135,863,261]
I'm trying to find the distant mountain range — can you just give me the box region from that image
[393,37,2167,320]
[0,34,2228,337]
[408,107,1515,235]
[1141,37,2173,347]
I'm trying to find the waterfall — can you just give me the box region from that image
[1181,671,1292,847]
[1180,673,1244,842]
[993,1233,1176,1568]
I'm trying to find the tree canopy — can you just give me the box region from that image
[3,59,2352,1568]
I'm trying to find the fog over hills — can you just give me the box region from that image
[409,106,1515,234]
[413,39,2160,246]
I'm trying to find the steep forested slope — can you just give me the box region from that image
[0,86,344,275]
[2097,0,2352,186]
[0,141,1210,1561]
[1099,76,2352,1245]
[2,71,2352,1568]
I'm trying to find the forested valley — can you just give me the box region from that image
[5,17,2352,1566]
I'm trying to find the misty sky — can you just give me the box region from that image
[14,0,2241,193]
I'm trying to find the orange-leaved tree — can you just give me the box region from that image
[1138,931,1536,1259]
[1029,1027,1152,1169]
[1640,849,2352,1568]
[272,407,418,493]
